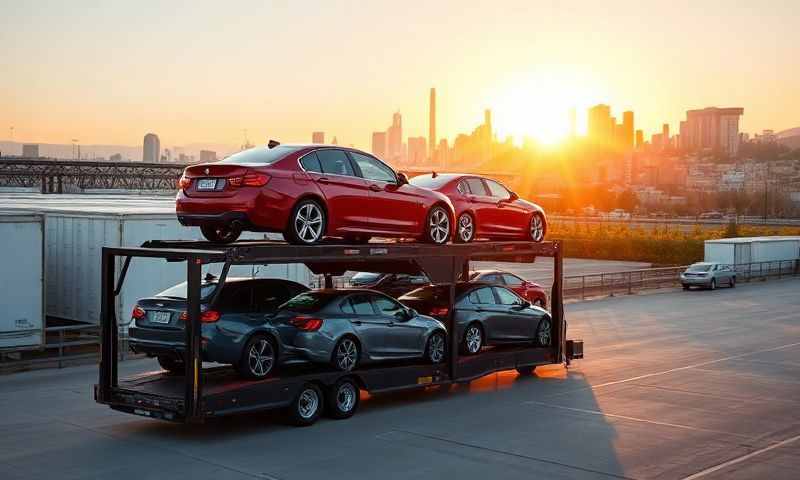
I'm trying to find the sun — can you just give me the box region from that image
[488,71,594,147]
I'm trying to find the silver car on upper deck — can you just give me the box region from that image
[680,262,736,290]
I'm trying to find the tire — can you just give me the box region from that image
[287,382,324,426]
[535,317,552,347]
[529,212,546,243]
[461,323,483,355]
[332,337,359,371]
[710,279,716,290]
[730,276,736,288]
[516,365,537,376]
[326,378,360,420]
[425,205,451,245]
[238,335,276,379]
[157,355,184,374]
[200,224,241,244]
[286,199,326,245]
[682,284,690,290]
[455,213,475,243]
[425,331,447,364]
[533,298,545,308]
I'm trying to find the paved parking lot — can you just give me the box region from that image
[1,278,799,479]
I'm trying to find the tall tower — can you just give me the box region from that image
[622,111,634,148]
[143,133,160,163]
[429,88,436,162]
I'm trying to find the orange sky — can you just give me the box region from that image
[2,1,797,150]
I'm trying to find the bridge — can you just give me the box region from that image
[0,158,186,192]
[0,158,521,193]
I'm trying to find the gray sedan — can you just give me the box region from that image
[271,289,447,371]
[680,262,736,290]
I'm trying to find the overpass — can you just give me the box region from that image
[0,158,186,192]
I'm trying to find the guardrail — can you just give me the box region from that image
[0,324,101,372]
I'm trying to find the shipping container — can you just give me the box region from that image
[0,213,45,348]
[704,237,800,265]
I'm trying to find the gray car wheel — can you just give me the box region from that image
[425,331,446,363]
[462,324,483,355]
[730,276,736,288]
[239,335,275,379]
[710,278,716,290]
[333,337,359,371]
[536,318,552,347]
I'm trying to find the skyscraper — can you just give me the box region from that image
[622,111,634,148]
[143,133,160,163]
[371,131,387,160]
[407,137,427,165]
[312,131,325,144]
[635,129,644,148]
[684,107,744,155]
[429,88,436,162]
[387,111,403,163]
[588,104,613,146]
[662,123,670,148]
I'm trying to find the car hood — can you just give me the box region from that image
[515,198,545,215]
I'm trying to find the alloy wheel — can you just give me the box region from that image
[294,203,324,243]
[335,338,358,371]
[336,382,357,413]
[537,319,551,346]
[428,333,445,363]
[465,326,482,354]
[429,208,450,244]
[530,214,545,242]
[457,214,474,242]
[298,388,320,419]
[248,338,275,377]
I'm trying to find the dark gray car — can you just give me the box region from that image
[271,289,447,371]
[399,283,552,355]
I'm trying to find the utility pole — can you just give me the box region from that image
[763,161,770,222]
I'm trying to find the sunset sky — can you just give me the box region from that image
[2,0,798,150]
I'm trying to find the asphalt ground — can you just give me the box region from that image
[1,278,798,479]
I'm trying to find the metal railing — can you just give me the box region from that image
[0,324,101,371]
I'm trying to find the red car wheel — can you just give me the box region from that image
[530,213,546,242]
[425,206,451,245]
[456,213,475,243]
[286,199,326,245]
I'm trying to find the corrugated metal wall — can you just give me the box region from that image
[0,214,44,347]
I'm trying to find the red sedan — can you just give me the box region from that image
[470,270,547,308]
[176,143,455,244]
[409,173,546,243]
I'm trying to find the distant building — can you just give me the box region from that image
[437,138,449,167]
[588,104,613,147]
[387,112,403,163]
[684,107,744,156]
[143,133,160,162]
[109,153,123,162]
[312,131,325,144]
[199,150,217,163]
[371,131,387,160]
[662,124,670,148]
[429,88,436,162]
[407,137,427,165]
[635,129,644,148]
[621,111,634,149]
[22,144,39,158]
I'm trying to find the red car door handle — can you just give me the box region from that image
[369,184,382,192]
[317,177,330,184]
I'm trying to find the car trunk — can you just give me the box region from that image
[134,297,196,330]
[182,163,253,198]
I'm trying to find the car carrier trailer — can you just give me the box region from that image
[95,239,583,425]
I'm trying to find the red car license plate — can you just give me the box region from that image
[196,178,217,190]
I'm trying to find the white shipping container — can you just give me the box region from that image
[0,214,45,348]
[705,237,800,265]
[44,212,313,325]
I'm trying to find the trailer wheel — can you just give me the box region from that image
[516,365,537,376]
[326,378,360,420]
[157,356,184,374]
[288,383,324,426]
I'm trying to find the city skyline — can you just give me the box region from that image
[2,1,798,149]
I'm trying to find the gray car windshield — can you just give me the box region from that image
[687,264,712,272]
[156,282,218,300]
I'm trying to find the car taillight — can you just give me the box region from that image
[289,316,324,331]
[177,174,191,190]
[132,305,146,319]
[430,306,449,317]
[229,172,270,188]
[179,310,221,323]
